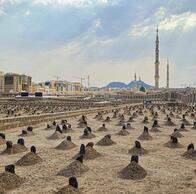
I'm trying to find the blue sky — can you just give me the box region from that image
[0,0,195,87]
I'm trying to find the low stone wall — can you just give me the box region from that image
[0,105,121,130]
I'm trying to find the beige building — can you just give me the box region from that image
[67,82,83,93]
[4,73,22,93]
[2,72,82,95]
[21,74,32,92]
[36,80,83,95]
[30,82,39,93]
[4,73,32,93]
[0,71,4,93]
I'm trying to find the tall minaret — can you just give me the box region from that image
[166,58,169,89]
[138,76,141,89]
[134,73,137,90]
[154,26,160,89]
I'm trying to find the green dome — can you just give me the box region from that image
[139,85,146,92]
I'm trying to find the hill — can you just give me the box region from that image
[103,81,153,89]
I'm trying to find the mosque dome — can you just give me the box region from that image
[139,85,146,93]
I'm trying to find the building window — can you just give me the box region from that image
[5,76,13,85]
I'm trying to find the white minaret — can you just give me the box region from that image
[138,76,141,89]
[134,73,137,90]
[154,26,160,89]
[166,59,169,89]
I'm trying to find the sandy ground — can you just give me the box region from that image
[0,107,196,194]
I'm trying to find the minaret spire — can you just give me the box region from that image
[138,76,141,90]
[166,58,169,89]
[154,25,160,89]
[134,72,137,90]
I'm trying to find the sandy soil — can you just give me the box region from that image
[0,107,196,194]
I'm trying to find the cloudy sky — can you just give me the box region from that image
[0,0,195,87]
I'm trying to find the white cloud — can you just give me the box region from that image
[32,0,118,7]
[24,10,31,16]
[0,0,24,5]
[130,11,196,37]
[155,7,166,20]
[0,8,6,16]
[33,0,90,6]
[0,0,111,8]
[160,12,196,31]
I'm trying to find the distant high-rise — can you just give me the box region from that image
[166,59,169,89]
[154,26,160,89]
